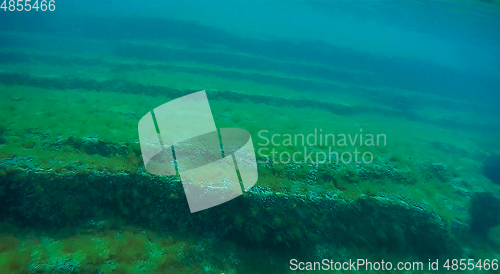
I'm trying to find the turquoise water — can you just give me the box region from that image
[0,0,499,273]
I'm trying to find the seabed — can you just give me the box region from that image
[1,10,500,274]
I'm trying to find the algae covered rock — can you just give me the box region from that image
[470,192,500,236]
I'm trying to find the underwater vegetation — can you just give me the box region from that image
[0,71,498,273]
[0,224,234,274]
[0,0,500,271]
[0,69,498,272]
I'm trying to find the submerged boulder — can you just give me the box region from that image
[470,192,500,236]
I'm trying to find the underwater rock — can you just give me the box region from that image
[0,159,459,259]
[427,163,451,182]
[483,154,500,185]
[470,192,500,236]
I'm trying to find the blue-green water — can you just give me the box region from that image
[0,0,499,273]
